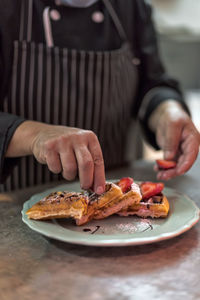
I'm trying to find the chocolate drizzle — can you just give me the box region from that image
[91,226,100,234]
[40,191,85,205]
[152,194,163,203]
[83,228,92,232]
[82,226,101,234]
[85,183,112,204]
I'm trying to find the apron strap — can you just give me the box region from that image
[43,7,54,47]
[102,0,128,42]
[19,0,128,45]
[42,0,128,48]
[19,0,33,42]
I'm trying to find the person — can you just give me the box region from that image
[0,0,199,193]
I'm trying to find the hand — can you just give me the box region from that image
[31,124,105,193]
[150,101,200,180]
[6,121,105,193]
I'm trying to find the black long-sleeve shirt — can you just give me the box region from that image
[0,0,189,183]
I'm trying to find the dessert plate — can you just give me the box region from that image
[21,181,200,246]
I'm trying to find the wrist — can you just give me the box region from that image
[148,100,187,132]
[5,120,50,157]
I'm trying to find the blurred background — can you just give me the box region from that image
[143,0,200,160]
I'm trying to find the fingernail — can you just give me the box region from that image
[96,186,104,194]
[157,174,161,180]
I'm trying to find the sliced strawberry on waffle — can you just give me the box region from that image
[117,177,134,193]
[140,181,164,200]
[118,180,169,218]
[156,159,176,170]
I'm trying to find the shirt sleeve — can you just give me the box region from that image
[133,0,190,149]
[0,112,25,183]
[0,25,26,183]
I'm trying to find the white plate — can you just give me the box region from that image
[21,181,200,247]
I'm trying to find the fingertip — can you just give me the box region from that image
[93,169,106,195]
[153,165,158,172]
[162,175,170,181]
[156,172,162,180]
[95,186,105,195]
[176,160,191,175]
[157,170,173,181]
[80,184,88,191]
[94,176,106,194]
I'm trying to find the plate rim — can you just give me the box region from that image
[21,182,200,247]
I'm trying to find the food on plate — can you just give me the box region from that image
[118,181,169,218]
[156,159,176,170]
[26,181,142,225]
[118,194,169,218]
[79,181,141,224]
[77,182,123,225]
[26,177,169,225]
[116,178,142,205]
[26,191,89,221]
[117,177,134,193]
[140,182,164,199]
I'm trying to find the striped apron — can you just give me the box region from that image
[1,0,139,191]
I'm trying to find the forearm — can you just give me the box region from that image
[5,120,50,157]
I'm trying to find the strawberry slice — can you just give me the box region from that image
[140,182,164,199]
[117,177,134,193]
[156,159,176,170]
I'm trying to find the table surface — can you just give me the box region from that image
[1,156,200,300]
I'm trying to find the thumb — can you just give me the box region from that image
[164,150,176,161]
[163,125,182,161]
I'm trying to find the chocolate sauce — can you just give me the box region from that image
[83,228,92,232]
[152,194,163,203]
[91,226,100,234]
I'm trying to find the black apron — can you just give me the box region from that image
[2,0,139,191]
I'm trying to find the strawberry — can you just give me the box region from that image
[140,182,164,199]
[117,177,134,193]
[156,159,176,170]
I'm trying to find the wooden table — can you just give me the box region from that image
[1,156,200,300]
